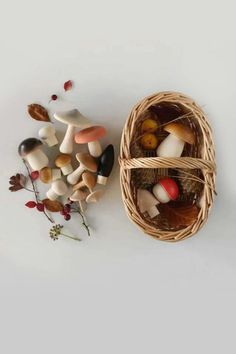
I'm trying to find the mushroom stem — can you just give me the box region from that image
[87,140,102,158]
[156,134,185,158]
[67,165,84,185]
[26,149,49,171]
[60,125,76,154]
[46,135,58,147]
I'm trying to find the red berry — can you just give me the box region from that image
[64,204,71,213]
[51,94,58,101]
[64,214,71,221]
[25,201,37,208]
[60,210,67,216]
[36,203,45,212]
[30,171,39,180]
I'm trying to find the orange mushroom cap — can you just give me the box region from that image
[74,126,106,144]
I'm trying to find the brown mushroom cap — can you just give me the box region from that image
[39,167,52,183]
[55,154,71,168]
[164,123,196,145]
[73,171,96,191]
[76,153,97,172]
[18,138,43,157]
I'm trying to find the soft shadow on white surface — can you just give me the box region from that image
[0,0,236,353]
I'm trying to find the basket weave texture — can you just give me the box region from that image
[119,92,216,242]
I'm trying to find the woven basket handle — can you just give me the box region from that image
[119,156,216,172]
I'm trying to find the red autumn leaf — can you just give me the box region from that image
[36,203,45,212]
[31,171,39,180]
[25,201,37,208]
[64,80,73,91]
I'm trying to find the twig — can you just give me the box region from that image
[23,160,54,223]
[71,204,90,236]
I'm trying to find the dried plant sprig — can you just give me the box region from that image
[71,204,90,237]
[49,224,81,242]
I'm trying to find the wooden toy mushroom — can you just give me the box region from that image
[18,138,49,171]
[38,124,58,147]
[55,154,73,175]
[152,178,179,203]
[97,144,114,185]
[86,189,103,203]
[54,109,91,154]
[73,171,96,193]
[39,167,61,184]
[137,189,160,218]
[156,123,195,157]
[46,179,68,201]
[67,153,97,185]
[69,189,88,212]
[74,126,106,158]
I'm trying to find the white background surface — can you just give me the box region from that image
[0,0,236,353]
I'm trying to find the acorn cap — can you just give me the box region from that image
[54,109,91,128]
[76,153,97,172]
[74,126,106,144]
[39,167,52,183]
[55,154,71,168]
[159,178,179,201]
[86,189,103,203]
[164,123,195,145]
[73,171,96,191]
[18,138,43,157]
[70,189,87,202]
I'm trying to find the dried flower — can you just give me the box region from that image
[49,224,81,242]
[9,173,26,192]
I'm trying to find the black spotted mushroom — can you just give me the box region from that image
[18,138,49,171]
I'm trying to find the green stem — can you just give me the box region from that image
[60,233,81,242]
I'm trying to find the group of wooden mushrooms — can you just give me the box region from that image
[18,109,114,211]
[137,116,196,218]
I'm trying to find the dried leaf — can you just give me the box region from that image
[159,204,200,228]
[64,80,73,91]
[9,173,26,192]
[42,199,64,212]
[28,104,50,122]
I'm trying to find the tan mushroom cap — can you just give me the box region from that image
[73,171,96,191]
[39,167,52,183]
[55,154,71,167]
[76,153,97,172]
[70,189,88,202]
[164,123,196,145]
[86,189,103,203]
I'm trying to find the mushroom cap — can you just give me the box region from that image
[73,171,96,191]
[74,126,106,144]
[76,153,97,172]
[164,123,196,145]
[18,138,43,157]
[70,189,87,202]
[86,189,103,203]
[159,178,179,201]
[53,109,91,128]
[55,154,71,167]
[52,180,67,195]
[38,124,55,138]
[39,167,52,183]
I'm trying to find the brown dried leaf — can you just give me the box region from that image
[28,104,50,122]
[9,173,26,192]
[42,199,64,212]
[159,204,200,228]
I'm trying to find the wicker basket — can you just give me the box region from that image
[119,92,216,242]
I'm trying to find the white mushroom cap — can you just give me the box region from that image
[54,109,91,128]
[38,124,58,147]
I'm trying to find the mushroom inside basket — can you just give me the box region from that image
[120,92,216,241]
